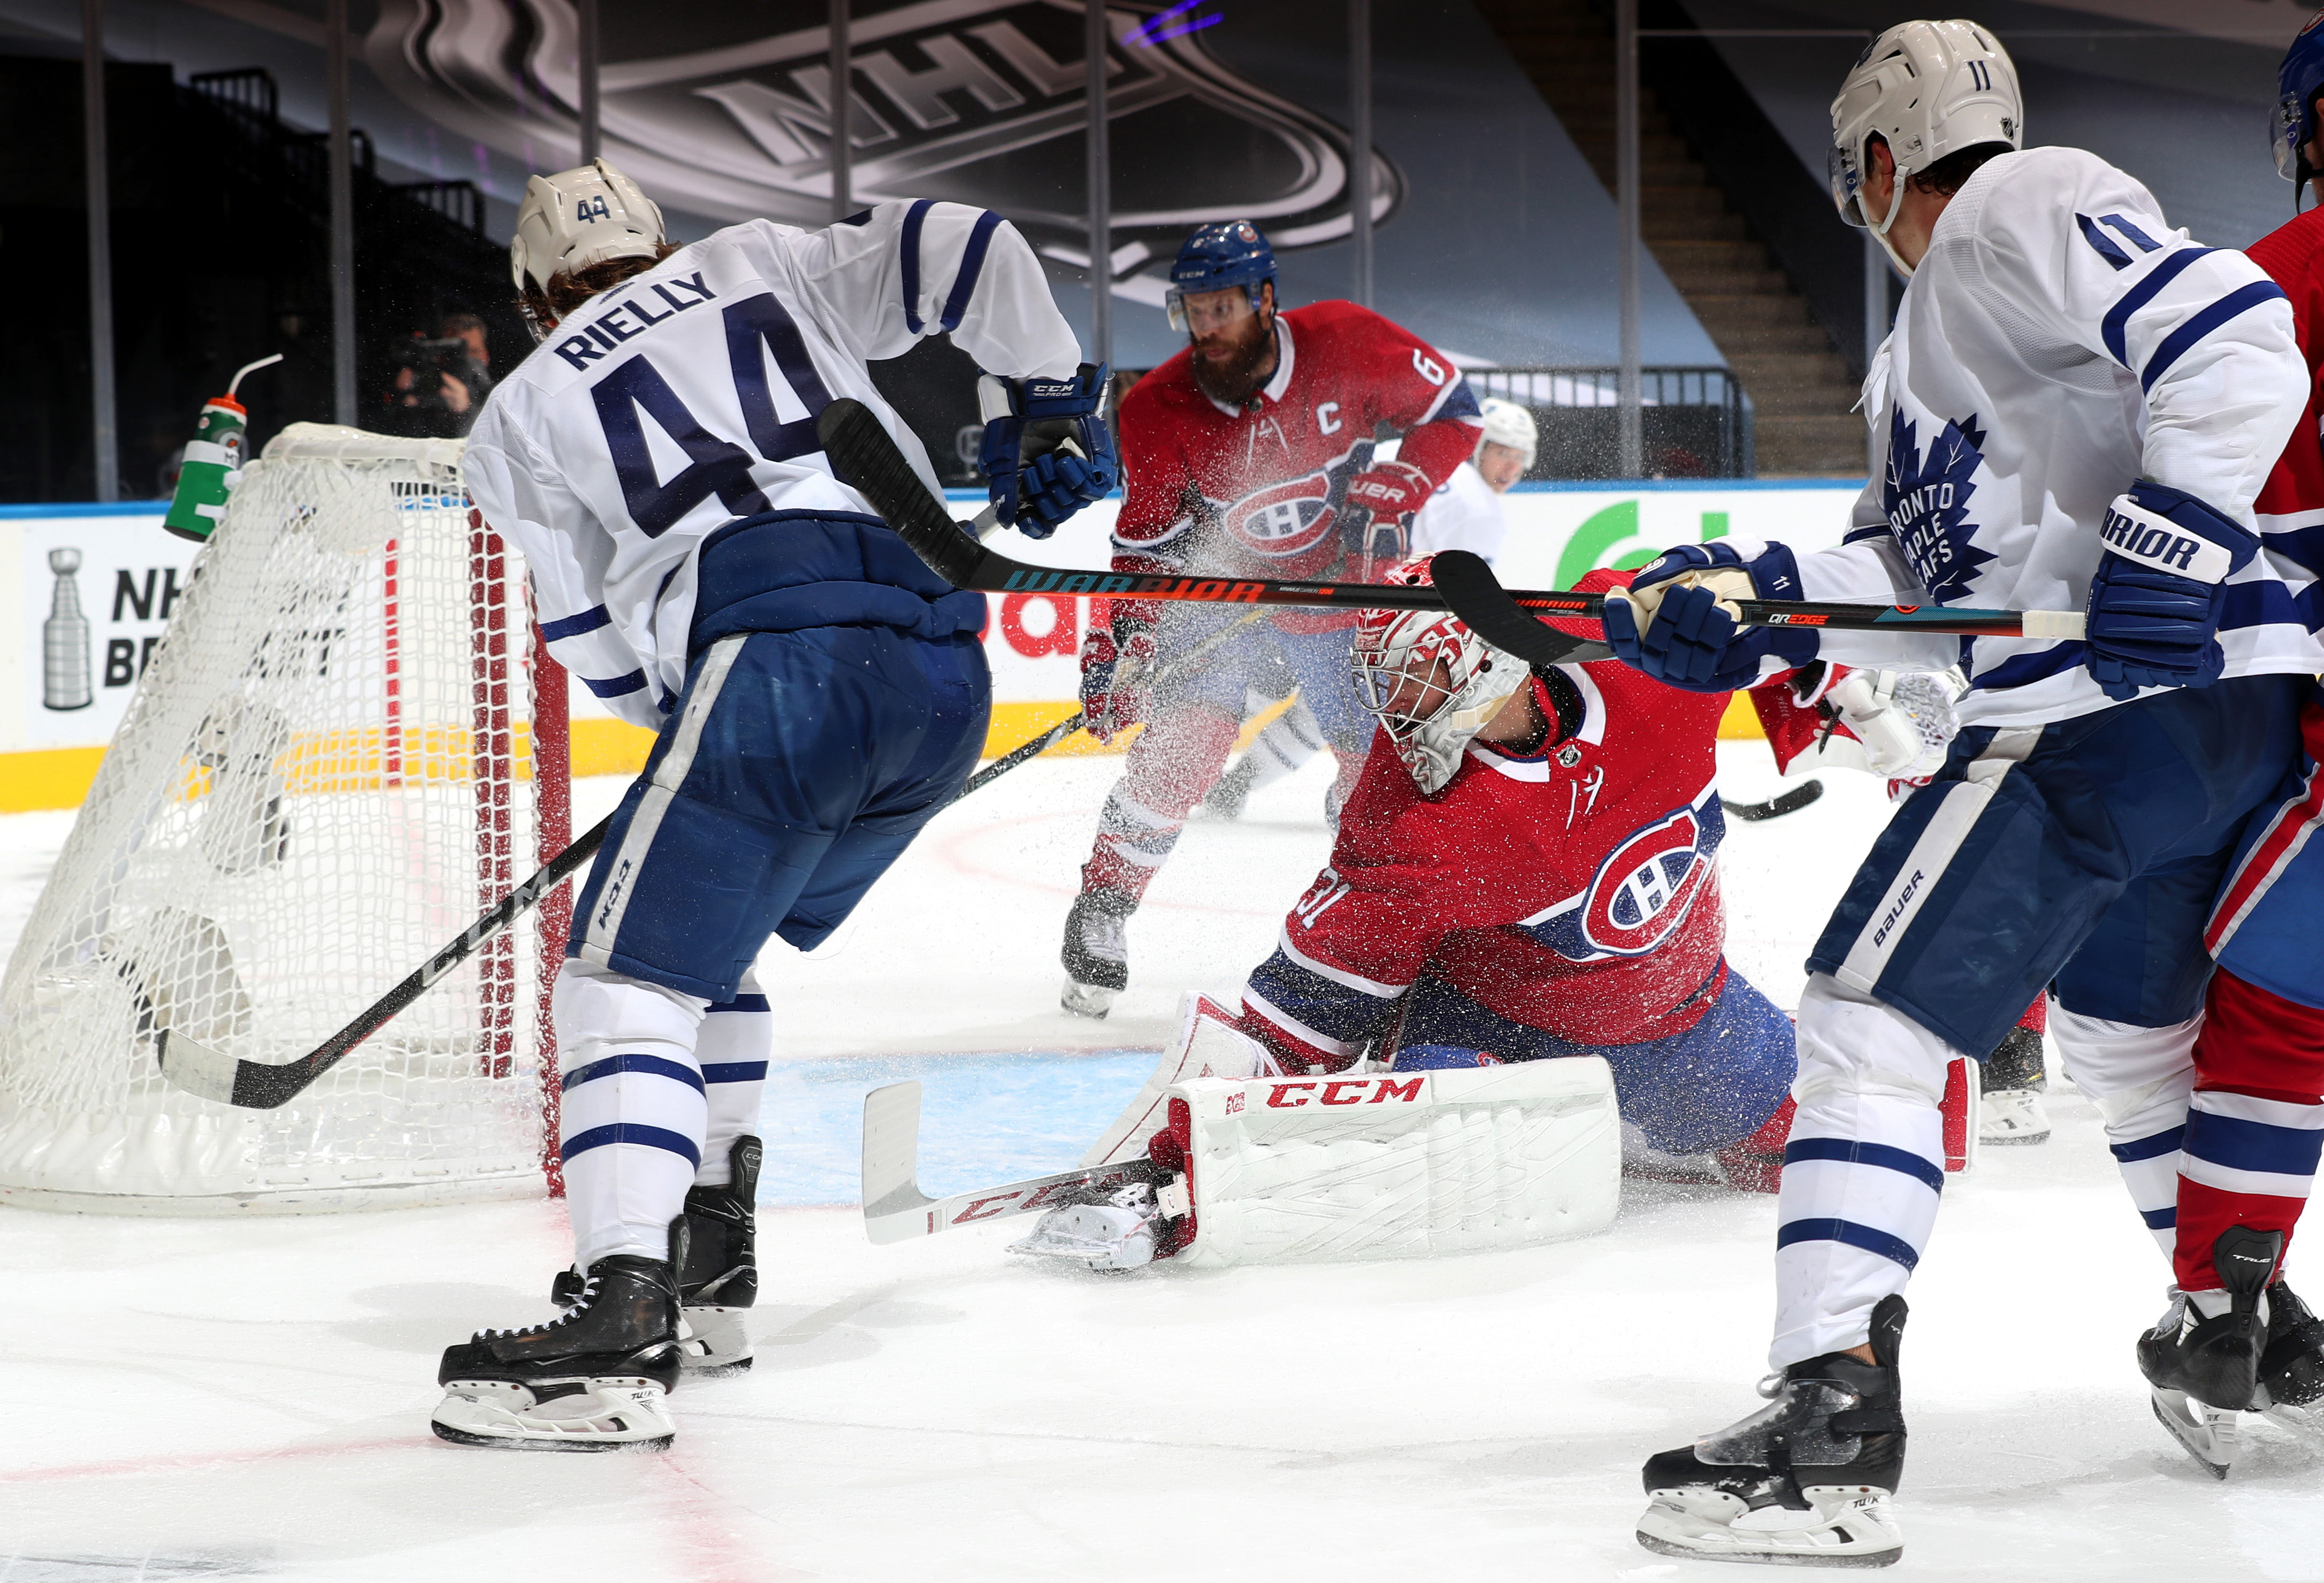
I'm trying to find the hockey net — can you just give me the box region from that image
[0,424,571,1212]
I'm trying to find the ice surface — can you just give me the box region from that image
[6,749,2321,1581]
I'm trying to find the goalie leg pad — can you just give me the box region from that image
[1080,992,1279,1167]
[1167,1059,1620,1267]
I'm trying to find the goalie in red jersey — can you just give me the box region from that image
[1060,220,1486,1018]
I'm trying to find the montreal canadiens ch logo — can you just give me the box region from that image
[1227,472,1337,557]
[1579,806,1713,957]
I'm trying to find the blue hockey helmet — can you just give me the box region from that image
[2276,6,2324,203]
[1165,220,1276,332]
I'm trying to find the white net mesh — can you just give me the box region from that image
[0,428,556,1211]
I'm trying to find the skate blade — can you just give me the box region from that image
[2262,1400,2324,1443]
[2150,1388,2237,1479]
[678,1307,754,1375]
[432,1378,675,1452]
[1060,980,1117,1020]
[1637,1487,1902,1568]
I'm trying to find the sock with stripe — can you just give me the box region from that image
[697,970,772,1189]
[2051,1001,2198,1261]
[2176,968,2324,1293]
[552,959,709,1268]
[1769,974,1953,1369]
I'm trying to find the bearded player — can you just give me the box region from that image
[1060,221,1485,1017]
[437,162,1112,1450]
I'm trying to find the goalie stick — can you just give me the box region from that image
[814,399,2087,646]
[862,1080,1156,1244]
[154,816,609,1109]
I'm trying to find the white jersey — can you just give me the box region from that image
[1408,460,1508,564]
[1787,146,2310,730]
[464,201,1080,728]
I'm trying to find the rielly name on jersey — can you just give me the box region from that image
[1111,301,1484,630]
[1235,571,1742,1069]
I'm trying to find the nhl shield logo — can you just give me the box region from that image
[1578,804,1717,957]
[368,1,1403,274]
[1226,473,1337,557]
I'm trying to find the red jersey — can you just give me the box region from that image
[1237,571,1738,1067]
[2249,207,2324,550]
[1111,302,1482,628]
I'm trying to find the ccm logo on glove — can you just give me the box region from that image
[2100,499,2234,583]
[1267,1076,1425,1108]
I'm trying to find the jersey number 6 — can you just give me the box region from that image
[589,292,837,538]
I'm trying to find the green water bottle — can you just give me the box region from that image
[165,353,283,544]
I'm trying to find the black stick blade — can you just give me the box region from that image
[1429,550,1615,667]
[1722,779,1826,822]
[817,398,986,588]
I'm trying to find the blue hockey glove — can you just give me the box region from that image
[2083,481,2257,701]
[1600,540,1817,692]
[978,362,1119,539]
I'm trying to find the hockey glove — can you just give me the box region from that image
[978,363,1119,539]
[1601,540,1817,692]
[1342,458,1433,573]
[2083,481,2257,701]
[1080,611,1158,744]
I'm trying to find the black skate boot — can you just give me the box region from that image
[1637,1294,1908,1567]
[1978,1022,2051,1145]
[2261,1279,2324,1416]
[675,1135,760,1374]
[434,1245,685,1451]
[1061,889,1134,1019]
[2136,1225,2282,1478]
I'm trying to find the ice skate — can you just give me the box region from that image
[2256,1279,2324,1438]
[1061,889,1133,1019]
[674,1135,761,1372]
[2136,1226,2282,1478]
[434,1252,684,1452]
[1637,1295,1908,1567]
[1977,1087,2052,1144]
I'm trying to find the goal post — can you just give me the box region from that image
[0,424,572,1213]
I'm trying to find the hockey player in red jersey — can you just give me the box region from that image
[1061,220,1486,1018]
[2106,10,2324,1473]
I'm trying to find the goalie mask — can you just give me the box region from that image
[1351,556,1529,796]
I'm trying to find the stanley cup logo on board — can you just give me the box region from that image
[364,0,1397,284]
[42,547,92,713]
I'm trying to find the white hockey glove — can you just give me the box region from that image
[1822,666,1963,780]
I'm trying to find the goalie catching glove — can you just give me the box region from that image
[2083,480,2257,700]
[1601,540,1820,692]
[978,363,1119,537]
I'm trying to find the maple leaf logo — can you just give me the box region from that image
[1883,409,1996,605]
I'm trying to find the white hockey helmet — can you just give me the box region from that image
[510,158,667,298]
[1476,397,1538,470]
[1829,20,2020,270]
[1351,556,1531,796]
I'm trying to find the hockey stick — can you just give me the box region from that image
[815,399,2084,647]
[862,1080,1153,1244]
[952,608,1267,800]
[1721,779,1825,822]
[155,816,611,1109]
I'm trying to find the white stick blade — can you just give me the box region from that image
[862,1081,934,1243]
[153,1029,240,1105]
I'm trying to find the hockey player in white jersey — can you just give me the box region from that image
[1599,22,2315,1564]
[429,161,1113,1451]
[1201,397,1537,821]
